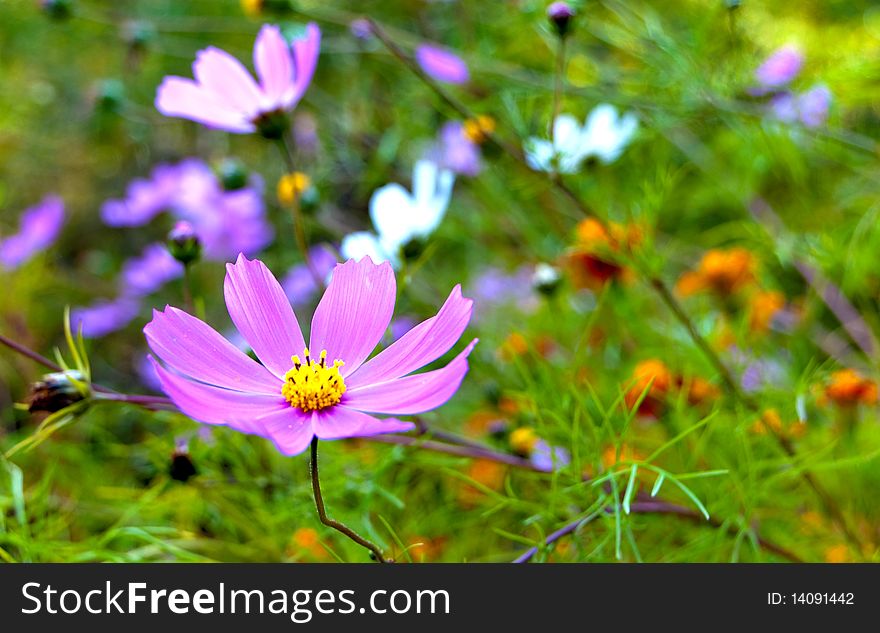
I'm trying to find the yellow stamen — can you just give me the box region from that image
[281,348,346,412]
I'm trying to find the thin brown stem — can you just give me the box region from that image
[514,497,803,563]
[0,333,62,372]
[309,437,390,563]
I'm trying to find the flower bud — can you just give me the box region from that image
[216,158,249,191]
[26,370,89,413]
[167,221,202,265]
[532,262,562,296]
[94,79,125,114]
[349,18,373,41]
[253,109,289,140]
[170,449,198,482]
[41,0,73,21]
[123,20,156,51]
[241,0,293,17]
[547,2,575,38]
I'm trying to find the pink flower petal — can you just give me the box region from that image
[155,76,255,133]
[309,258,396,377]
[254,24,294,108]
[343,339,477,415]
[193,47,264,117]
[145,306,279,394]
[347,285,473,388]
[150,356,286,434]
[415,44,469,84]
[224,254,307,378]
[255,407,315,456]
[291,23,321,103]
[312,406,415,441]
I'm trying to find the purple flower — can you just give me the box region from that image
[768,84,831,128]
[0,195,64,269]
[427,121,482,176]
[121,243,184,296]
[547,2,575,20]
[145,255,477,456]
[349,18,372,40]
[531,440,571,473]
[470,266,538,319]
[798,84,831,128]
[71,296,141,338]
[754,46,803,90]
[769,92,798,123]
[156,23,320,134]
[415,44,469,84]
[281,244,339,307]
[102,158,273,262]
[101,164,179,227]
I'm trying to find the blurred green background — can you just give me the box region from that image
[2,0,880,562]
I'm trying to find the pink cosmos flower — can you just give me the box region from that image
[754,46,803,90]
[145,255,477,456]
[415,44,469,84]
[0,195,64,269]
[155,23,320,135]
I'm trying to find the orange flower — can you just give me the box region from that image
[677,248,756,297]
[748,290,785,333]
[565,218,641,289]
[457,460,506,506]
[464,410,505,436]
[824,369,878,406]
[601,443,645,469]
[749,409,807,438]
[824,544,850,563]
[288,528,328,560]
[499,332,529,360]
[624,359,672,415]
[682,376,720,406]
[406,535,447,561]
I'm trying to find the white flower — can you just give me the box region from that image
[524,104,638,173]
[341,160,455,267]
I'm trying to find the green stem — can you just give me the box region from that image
[182,264,194,314]
[276,134,325,293]
[309,438,389,563]
[550,36,566,144]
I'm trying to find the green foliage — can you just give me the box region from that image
[2,0,880,563]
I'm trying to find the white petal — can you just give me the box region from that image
[369,182,418,253]
[524,137,555,172]
[340,231,392,265]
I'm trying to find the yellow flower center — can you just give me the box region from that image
[281,349,346,412]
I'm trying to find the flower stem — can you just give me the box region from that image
[182,264,195,314]
[550,36,566,145]
[0,332,62,372]
[309,437,390,563]
[276,134,325,293]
